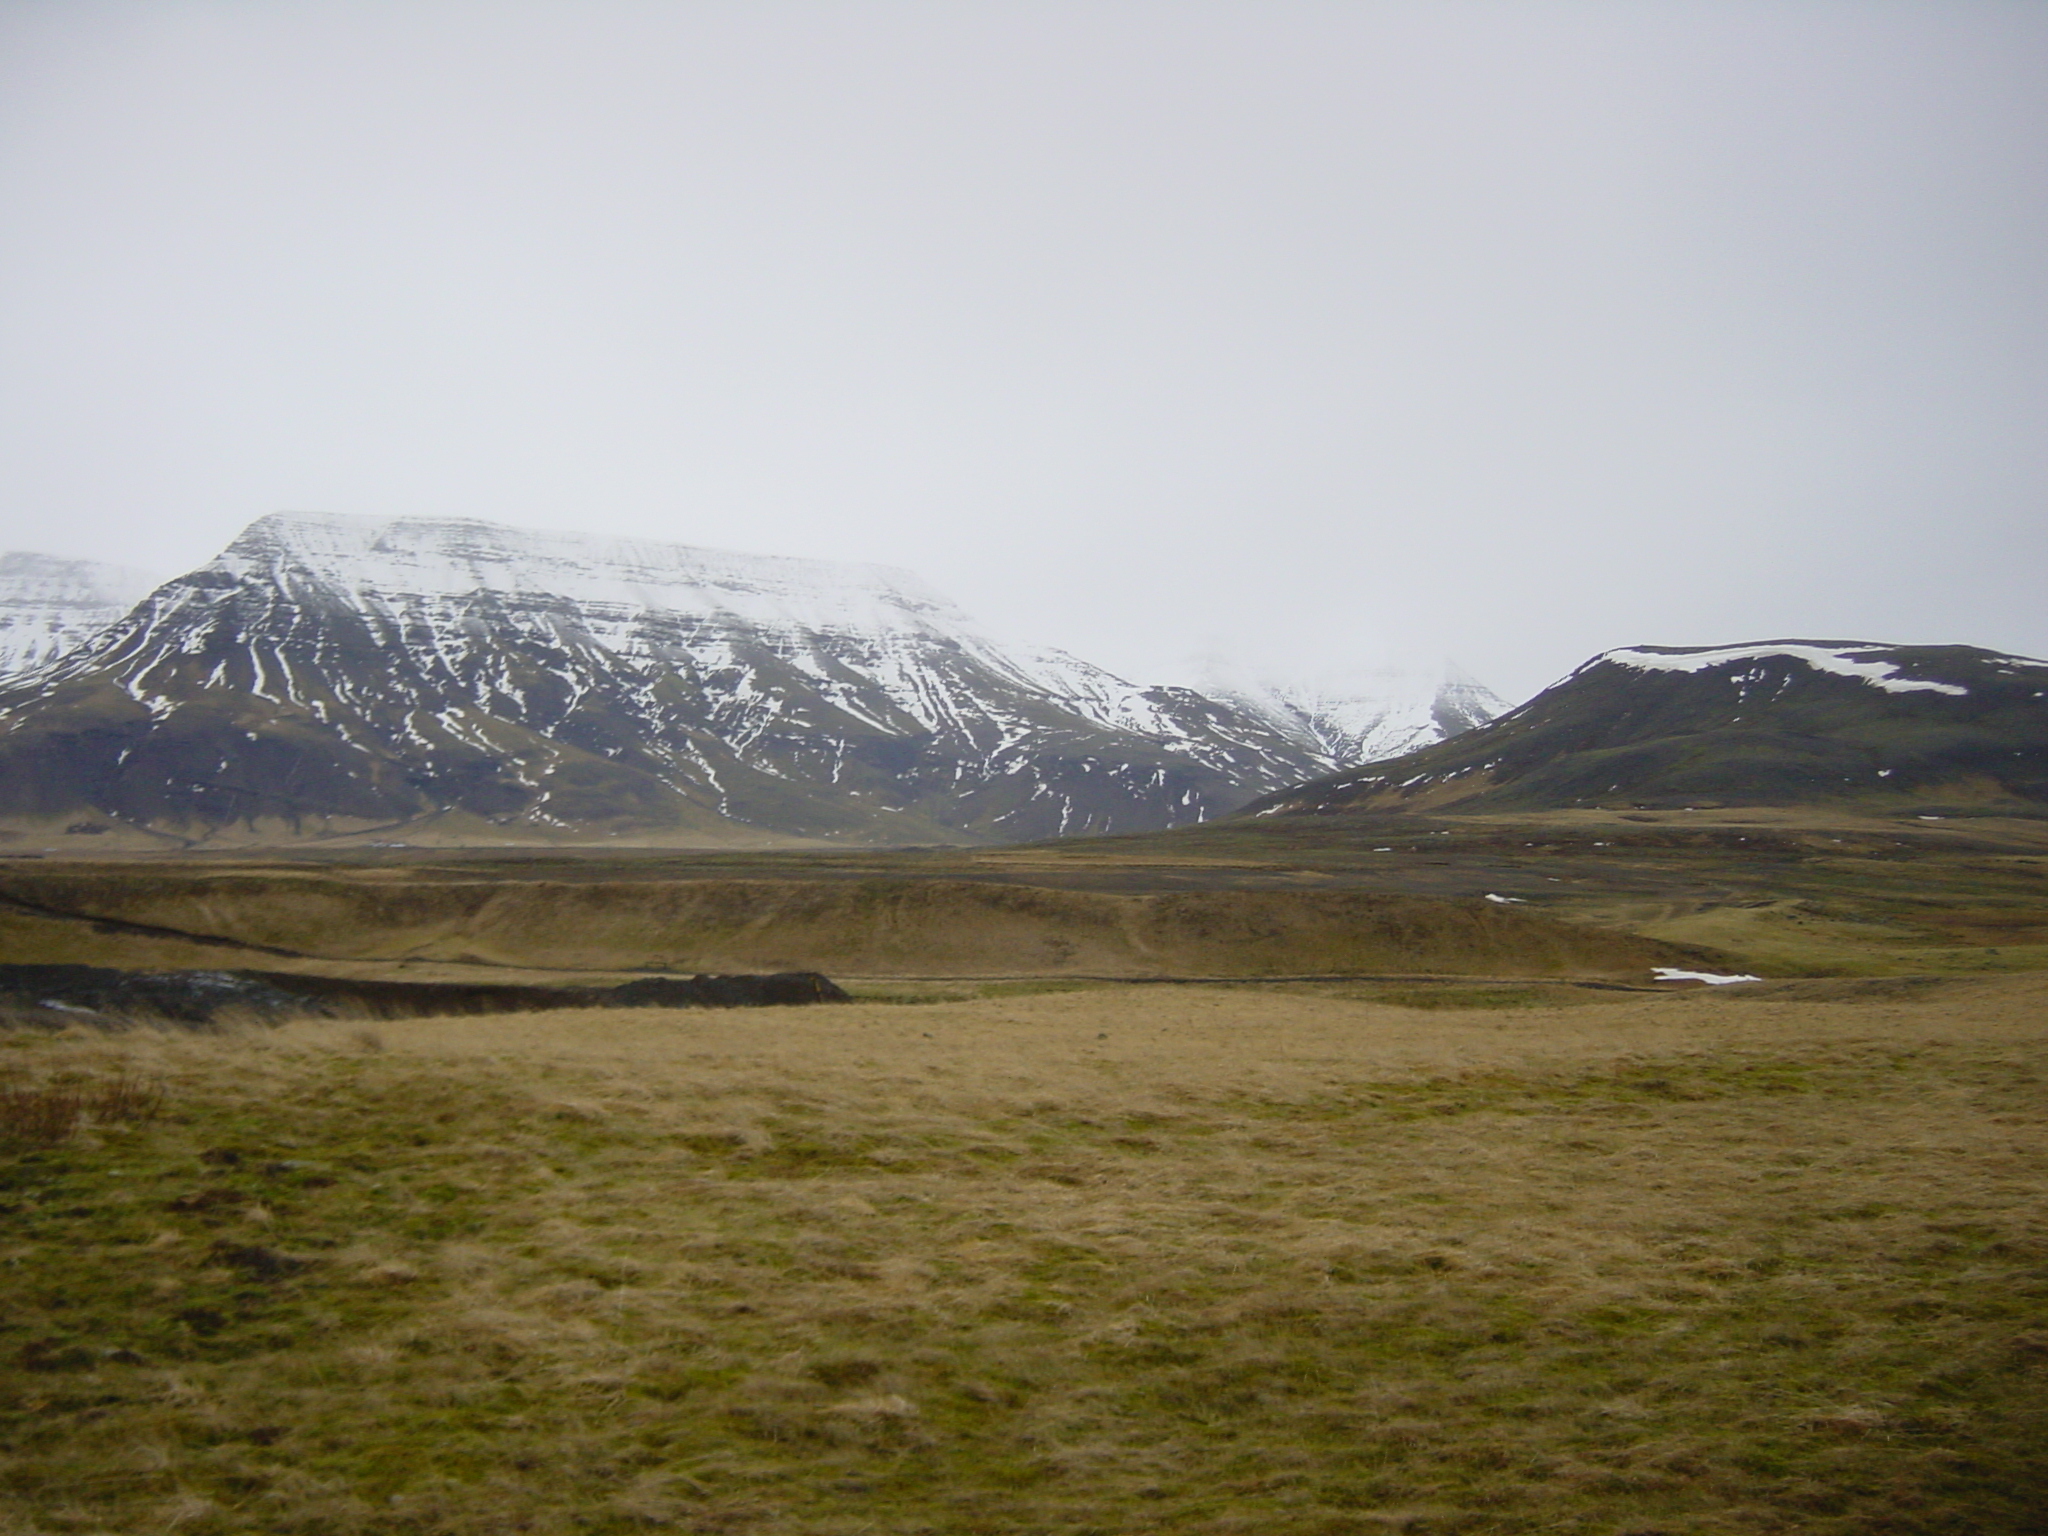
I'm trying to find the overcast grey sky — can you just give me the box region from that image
[1,0,2042,702]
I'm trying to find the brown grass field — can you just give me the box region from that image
[2,971,2044,1533]
[0,871,1713,981]
[4,802,2043,980]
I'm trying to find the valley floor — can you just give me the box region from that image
[4,805,2047,984]
[3,974,2045,1533]
[16,800,2048,971]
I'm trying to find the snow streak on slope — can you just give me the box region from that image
[0,553,157,677]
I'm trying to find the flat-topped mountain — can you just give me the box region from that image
[0,514,1496,845]
[1244,640,2048,819]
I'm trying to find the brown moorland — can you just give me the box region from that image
[3,802,2045,985]
[2,973,2045,1533]
[1,801,2043,1530]
[0,869,1714,980]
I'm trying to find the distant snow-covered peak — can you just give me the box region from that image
[1598,641,1971,696]
[1432,664,1508,736]
[1201,662,1510,768]
[0,551,158,676]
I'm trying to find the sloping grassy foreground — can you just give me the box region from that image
[2,979,2045,1534]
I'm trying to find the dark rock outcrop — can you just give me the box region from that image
[0,963,850,1026]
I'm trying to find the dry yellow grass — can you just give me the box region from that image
[2,977,2044,1532]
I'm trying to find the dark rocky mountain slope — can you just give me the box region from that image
[1243,641,2048,820]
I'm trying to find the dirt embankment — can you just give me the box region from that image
[0,872,1715,978]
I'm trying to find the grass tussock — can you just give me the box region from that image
[0,1069,163,1145]
[0,977,2044,1533]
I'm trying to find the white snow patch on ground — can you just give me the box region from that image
[1652,967,1763,985]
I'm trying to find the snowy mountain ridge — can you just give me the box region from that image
[0,514,1502,845]
[206,514,979,655]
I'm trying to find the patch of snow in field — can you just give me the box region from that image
[1651,967,1763,985]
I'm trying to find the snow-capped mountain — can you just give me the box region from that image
[1244,640,2048,818]
[1205,666,1509,767]
[0,553,157,676]
[0,514,1502,844]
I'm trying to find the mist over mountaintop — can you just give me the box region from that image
[0,514,1497,846]
[0,553,158,677]
[1202,664,1509,770]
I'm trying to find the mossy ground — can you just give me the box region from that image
[3,977,2045,1533]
